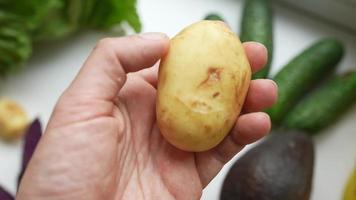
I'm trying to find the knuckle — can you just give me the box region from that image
[95,37,116,51]
[93,37,120,64]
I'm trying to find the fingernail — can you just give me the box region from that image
[260,112,271,120]
[267,79,278,90]
[244,42,268,56]
[268,80,278,102]
[139,32,168,40]
[247,41,267,51]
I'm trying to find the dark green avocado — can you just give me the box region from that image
[220,131,314,200]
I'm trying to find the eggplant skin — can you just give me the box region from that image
[220,131,314,200]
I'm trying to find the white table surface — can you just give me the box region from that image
[0,0,355,199]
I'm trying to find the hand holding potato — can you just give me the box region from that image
[157,21,252,151]
[17,24,277,200]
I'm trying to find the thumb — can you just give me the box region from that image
[65,32,169,101]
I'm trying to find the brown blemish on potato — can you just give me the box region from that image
[198,67,223,88]
[204,125,212,132]
[212,92,220,98]
[191,100,212,112]
[207,67,222,81]
[192,101,207,108]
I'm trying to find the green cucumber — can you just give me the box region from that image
[204,13,225,21]
[283,72,356,133]
[240,0,273,79]
[266,38,344,124]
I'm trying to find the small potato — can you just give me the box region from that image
[0,98,28,141]
[157,21,251,152]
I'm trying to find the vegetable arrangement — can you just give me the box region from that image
[0,0,354,199]
[0,0,141,76]
[203,0,355,199]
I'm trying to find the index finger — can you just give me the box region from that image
[64,33,169,101]
[242,41,268,73]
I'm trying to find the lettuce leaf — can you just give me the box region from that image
[33,0,142,41]
[0,0,61,31]
[0,20,31,76]
[89,0,141,32]
[0,0,141,76]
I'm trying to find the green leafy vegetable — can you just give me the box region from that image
[0,10,31,75]
[0,0,141,76]
[89,0,141,32]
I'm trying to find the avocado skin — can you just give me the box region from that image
[220,131,314,200]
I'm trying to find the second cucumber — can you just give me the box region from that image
[267,38,344,124]
[283,72,356,133]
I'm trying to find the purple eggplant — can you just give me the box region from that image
[0,185,14,200]
[17,119,42,187]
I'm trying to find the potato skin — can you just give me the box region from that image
[157,21,251,152]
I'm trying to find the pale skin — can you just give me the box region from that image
[17,32,278,200]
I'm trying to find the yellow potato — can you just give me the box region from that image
[0,98,28,141]
[156,20,251,152]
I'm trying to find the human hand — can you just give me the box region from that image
[17,32,277,200]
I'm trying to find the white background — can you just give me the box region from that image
[0,0,356,199]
